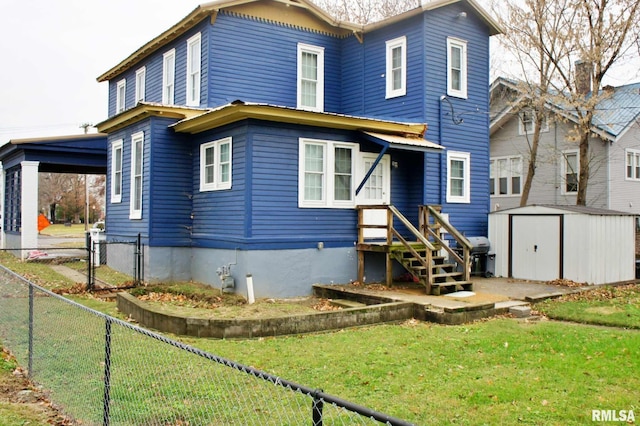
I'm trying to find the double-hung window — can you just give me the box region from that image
[200,137,232,191]
[130,132,144,219]
[162,49,176,105]
[626,149,640,180]
[299,138,356,208]
[447,151,470,203]
[116,79,126,113]
[186,33,201,106]
[386,36,406,98]
[562,150,579,194]
[519,109,548,135]
[447,37,467,99]
[297,43,324,112]
[135,67,146,103]
[490,156,522,196]
[111,140,123,203]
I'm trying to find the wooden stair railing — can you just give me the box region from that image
[357,205,474,295]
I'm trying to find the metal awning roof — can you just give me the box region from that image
[362,131,444,153]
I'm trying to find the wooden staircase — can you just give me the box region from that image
[357,205,473,295]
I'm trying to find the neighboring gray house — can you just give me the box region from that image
[489,77,640,222]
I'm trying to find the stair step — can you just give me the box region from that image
[429,281,473,296]
[432,263,456,271]
[329,299,367,309]
[432,271,464,279]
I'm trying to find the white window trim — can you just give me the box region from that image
[162,49,176,105]
[200,137,233,192]
[297,43,325,112]
[625,148,640,181]
[446,151,470,203]
[298,138,358,208]
[447,37,467,99]
[561,149,579,195]
[385,36,406,99]
[186,32,201,107]
[518,109,549,135]
[135,67,146,103]
[110,140,123,203]
[490,155,523,197]
[116,79,126,113]
[130,132,144,220]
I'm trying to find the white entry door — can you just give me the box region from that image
[511,215,561,281]
[357,154,390,239]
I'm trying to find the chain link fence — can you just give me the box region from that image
[0,266,414,425]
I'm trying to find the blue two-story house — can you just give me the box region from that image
[96,0,501,297]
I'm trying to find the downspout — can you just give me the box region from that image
[554,120,558,205]
[438,96,444,205]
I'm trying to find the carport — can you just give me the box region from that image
[0,134,107,256]
[489,205,636,285]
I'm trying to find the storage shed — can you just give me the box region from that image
[488,205,636,285]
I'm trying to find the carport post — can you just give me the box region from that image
[21,161,39,257]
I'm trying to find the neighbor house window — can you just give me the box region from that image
[447,151,470,203]
[116,79,126,113]
[130,132,144,219]
[298,138,357,208]
[447,38,467,99]
[386,36,406,98]
[135,67,146,103]
[200,137,232,191]
[111,139,123,203]
[626,149,640,180]
[162,49,176,105]
[562,150,579,194]
[297,43,324,112]
[186,33,201,106]
[519,109,548,135]
[490,156,522,196]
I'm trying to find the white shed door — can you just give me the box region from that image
[511,215,561,281]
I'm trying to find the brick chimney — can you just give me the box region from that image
[575,60,592,95]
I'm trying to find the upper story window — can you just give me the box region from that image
[490,156,522,196]
[447,37,467,99]
[447,151,470,203]
[135,67,146,103]
[200,137,232,191]
[186,33,201,107]
[111,140,123,203]
[519,109,548,135]
[116,79,126,113]
[297,43,324,112]
[298,138,357,208]
[162,49,176,105]
[562,150,579,194]
[386,36,406,98]
[626,149,640,180]
[130,132,144,219]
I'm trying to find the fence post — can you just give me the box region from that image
[28,284,34,378]
[86,232,93,291]
[102,318,112,426]
[312,389,324,426]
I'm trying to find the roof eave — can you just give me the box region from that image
[96,103,207,134]
[171,103,428,136]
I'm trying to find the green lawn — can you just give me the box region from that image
[39,223,87,237]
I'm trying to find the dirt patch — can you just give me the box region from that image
[585,306,623,315]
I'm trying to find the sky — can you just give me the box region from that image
[1,0,639,143]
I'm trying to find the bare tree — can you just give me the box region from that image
[313,0,420,24]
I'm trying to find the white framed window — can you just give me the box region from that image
[519,109,548,135]
[490,156,522,196]
[130,132,144,219]
[162,49,176,105]
[447,37,467,99]
[446,151,470,203]
[186,33,201,107]
[561,150,579,194]
[298,138,357,208]
[111,140,123,203]
[297,43,324,112]
[386,36,406,98]
[626,149,640,181]
[200,137,232,191]
[116,79,126,113]
[135,67,146,103]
